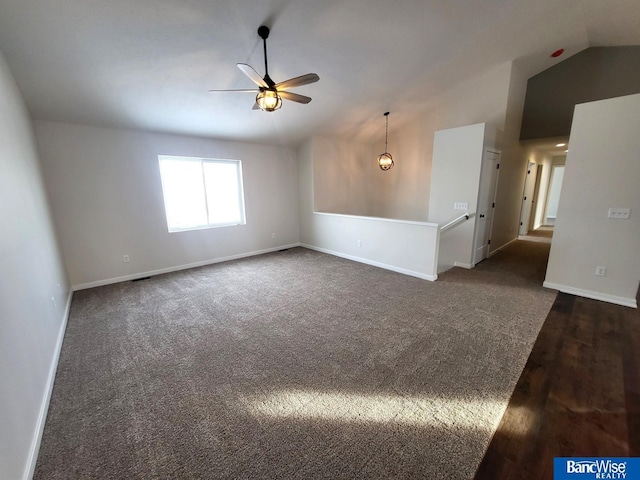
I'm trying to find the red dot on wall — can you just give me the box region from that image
[550,48,565,58]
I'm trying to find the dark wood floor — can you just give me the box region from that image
[475,290,640,479]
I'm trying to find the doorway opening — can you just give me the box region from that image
[518,138,568,244]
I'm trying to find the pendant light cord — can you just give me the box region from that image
[384,112,389,151]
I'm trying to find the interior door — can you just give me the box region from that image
[519,162,537,235]
[528,165,543,231]
[473,149,501,265]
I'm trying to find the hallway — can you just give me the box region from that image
[519,225,554,244]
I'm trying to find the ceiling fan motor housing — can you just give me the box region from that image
[258,25,270,40]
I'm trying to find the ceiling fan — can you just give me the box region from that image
[209,25,319,112]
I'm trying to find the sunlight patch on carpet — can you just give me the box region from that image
[242,390,510,432]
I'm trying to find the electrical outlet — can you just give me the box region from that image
[123,255,130,263]
[271,232,276,239]
[51,296,56,309]
[357,240,362,248]
[595,266,606,277]
[454,202,468,210]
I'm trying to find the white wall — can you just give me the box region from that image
[368,119,432,221]
[489,63,529,251]
[428,123,487,272]
[312,136,372,216]
[310,61,527,234]
[301,62,529,276]
[544,93,640,307]
[420,62,528,263]
[298,138,439,280]
[312,119,432,223]
[35,121,301,288]
[0,50,71,480]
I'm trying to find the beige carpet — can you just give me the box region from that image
[35,241,556,479]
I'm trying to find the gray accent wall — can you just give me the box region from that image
[520,46,640,140]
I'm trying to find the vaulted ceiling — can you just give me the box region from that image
[0,0,639,146]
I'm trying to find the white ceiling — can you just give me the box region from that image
[0,0,639,146]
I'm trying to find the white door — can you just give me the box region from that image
[519,162,537,235]
[473,149,501,265]
[528,165,543,231]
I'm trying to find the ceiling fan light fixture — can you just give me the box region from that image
[210,25,319,111]
[256,89,282,112]
[377,112,394,171]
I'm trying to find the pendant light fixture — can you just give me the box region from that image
[377,112,394,171]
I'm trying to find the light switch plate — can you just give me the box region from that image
[454,202,468,210]
[607,207,630,219]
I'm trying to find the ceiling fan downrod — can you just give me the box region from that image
[258,26,274,87]
[208,24,319,111]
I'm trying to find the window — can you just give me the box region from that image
[158,155,246,232]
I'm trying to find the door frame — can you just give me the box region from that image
[528,164,543,231]
[519,162,537,236]
[473,148,501,266]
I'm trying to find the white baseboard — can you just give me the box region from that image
[25,289,73,480]
[300,244,437,281]
[454,261,473,269]
[72,244,301,291]
[488,237,518,257]
[543,281,637,309]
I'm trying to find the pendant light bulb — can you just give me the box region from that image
[256,89,282,112]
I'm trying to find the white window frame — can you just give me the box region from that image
[158,155,246,233]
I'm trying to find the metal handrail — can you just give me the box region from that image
[440,212,472,232]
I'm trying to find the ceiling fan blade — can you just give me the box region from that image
[237,63,268,88]
[275,73,320,90]
[279,91,312,104]
[208,89,259,93]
